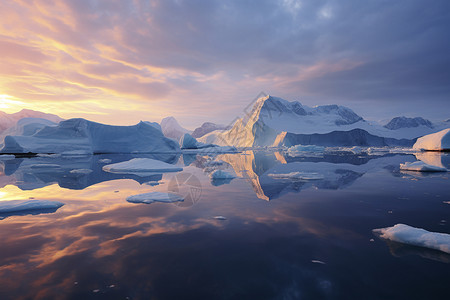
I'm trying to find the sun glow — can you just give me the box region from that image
[0,95,25,112]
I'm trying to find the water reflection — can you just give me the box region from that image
[0,150,449,299]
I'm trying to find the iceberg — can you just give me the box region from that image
[0,118,180,154]
[413,128,450,151]
[400,161,447,172]
[0,200,64,213]
[102,158,182,174]
[287,144,325,157]
[373,224,450,254]
[160,116,191,140]
[200,95,419,148]
[126,192,184,204]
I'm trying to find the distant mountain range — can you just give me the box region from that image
[198,95,449,147]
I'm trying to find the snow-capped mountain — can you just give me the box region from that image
[160,116,191,140]
[191,122,231,138]
[0,109,63,132]
[384,116,434,130]
[199,95,447,147]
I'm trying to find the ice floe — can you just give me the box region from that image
[126,192,184,204]
[102,158,182,174]
[400,161,447,172]
[373,224,450,254]
[0,200,64,213]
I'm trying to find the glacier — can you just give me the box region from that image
[0,118,180,154]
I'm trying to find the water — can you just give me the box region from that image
[0,150,449,299]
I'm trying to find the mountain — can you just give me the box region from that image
[384,116,434,130]
[191,122,231,138]
[160,116,191,140]
[1,118,180,154]
[0,109,63,132]
[199,95,440,147]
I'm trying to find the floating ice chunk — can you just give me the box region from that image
[29,164,61,169]
[126,192,184,204]
[102,158,182,174]
[373,224,450,254]
[209,170,236,179]
[413,128,450,151]
[0,200,64,213]
[0,155,15,160]
[98,158,112,164]
[287,144,325,157]
[400,161,447,172]
[213,216,227,220]
[268,172,324,180]
[70,169,93,174]
[311,260,326,264]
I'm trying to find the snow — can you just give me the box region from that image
[0,200,64,213]
[400,161,447,172]
[126,192,184,204]
[102,158,182,174]
[373,224,450,254]
[0,118,180,154]
[209,170,236,179]
[268,172,325,180]
[413,128,450,151]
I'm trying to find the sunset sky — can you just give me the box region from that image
[0,0,449,128]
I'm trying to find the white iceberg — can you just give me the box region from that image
[268,171,325,180]
[102,158,182,174]
[209,170,236,179]
[413,128,450,151]
[399,161,447,172]
[0,200,64,213]
[160,116,192,140]
[1,118,180,154]
[373,224,450,254]
[126,192,184,204]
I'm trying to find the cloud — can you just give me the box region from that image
[0,0,449,125]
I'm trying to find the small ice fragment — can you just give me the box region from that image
[98,158,112,164]
[70,169,93,175]
[109,284,115,288]
[369,239,375,242]
[213,216,227,220]
[93,289,100,293]
[311,260,326,264]
[388,210,393,214]
[444,201,450,205]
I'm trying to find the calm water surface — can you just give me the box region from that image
[0,150,449,300]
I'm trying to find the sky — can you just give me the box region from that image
[0,0,449,128]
